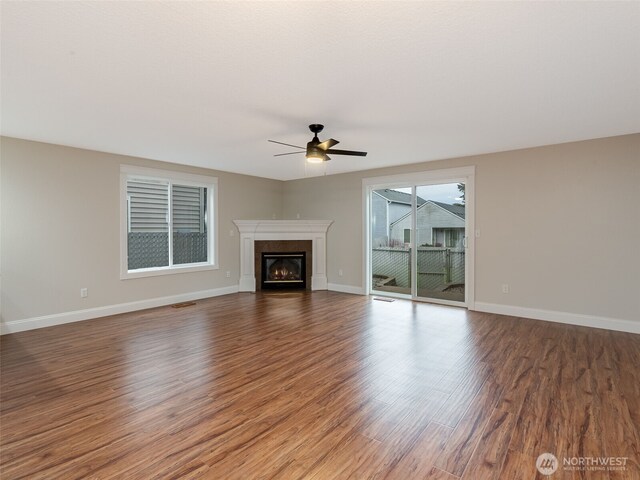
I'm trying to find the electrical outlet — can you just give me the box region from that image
[501,284,509,294]
[338,269,343,277]
[80,288,88,298]
[226,271,231,278]
[296,213,300,219]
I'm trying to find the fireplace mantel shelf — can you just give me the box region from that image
[233,220,333,292]
[234,220,333,234]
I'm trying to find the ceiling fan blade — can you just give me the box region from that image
[317,138,339,150]
[324,149,367,157]
[268,139,305,149]
[274,151,305,157]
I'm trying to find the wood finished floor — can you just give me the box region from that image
[1,292,639,480]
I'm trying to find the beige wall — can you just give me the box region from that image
[282,134,640,323]
[2,134,639,328]
[0,137,283,324]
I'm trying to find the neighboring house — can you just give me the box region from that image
[127,181,207,233]
[390,200,465,247]
[371,189,426,246]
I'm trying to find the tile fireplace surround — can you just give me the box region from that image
[233,220,333,292]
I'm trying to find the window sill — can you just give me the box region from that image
[120,263,218,280]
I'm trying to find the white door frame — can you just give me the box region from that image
[362,166,475,309]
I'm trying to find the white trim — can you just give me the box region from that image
[0,286,239,335]
[120,164,218,185]
[463,172,475,309]
[233,220,333,292]
[119,263,219,279]
[328,283,365,295]
[411,185,417,298]
[120,165,219,279]
[474,302,640,334]
[233,220,333,234]
[362,185,370,300]
[362,166,477,189]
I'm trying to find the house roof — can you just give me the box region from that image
[389,199,465,227]
[375,189,426,206]
[430,200,465,219]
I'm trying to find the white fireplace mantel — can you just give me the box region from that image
[233,220,333,292]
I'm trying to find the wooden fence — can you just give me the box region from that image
[372,247,465,291]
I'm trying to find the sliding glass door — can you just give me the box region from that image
[370,188,412,296]
[367,169,473,307]
[414,183,466,303]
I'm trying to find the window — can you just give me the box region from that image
[403,228,411,244]
[120,165,217,279]
[432,228,464,248]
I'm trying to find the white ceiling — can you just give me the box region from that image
[2,2,639,181]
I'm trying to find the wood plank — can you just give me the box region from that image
[431,361,492,427]
[424,466,462,480]
[382,422,453,479]
[434,378,504,476]
[499,449,536,480]
[463,409,516,480]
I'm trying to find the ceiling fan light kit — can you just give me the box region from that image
[269,124,367,164]
[305,152,325,163]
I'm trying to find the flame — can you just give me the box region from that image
[271,267,289,280]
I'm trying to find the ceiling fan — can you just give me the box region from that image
[269,124,367,163]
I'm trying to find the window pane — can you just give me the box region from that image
[416,183,465,302]
[172,185,208,265]
[127,180,169,269]
[447,229,463,248]
[371,188,411,295]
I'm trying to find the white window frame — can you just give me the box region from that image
[120,165,218,279]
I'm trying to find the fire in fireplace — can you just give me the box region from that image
[261,252,306,290]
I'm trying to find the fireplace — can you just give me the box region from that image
[233,220,332,292]
[261,252,306,290]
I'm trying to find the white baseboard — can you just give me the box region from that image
[328,283,365,295]
[474,302,640,334]
[0,285,239,335]
[5,290,634,335]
